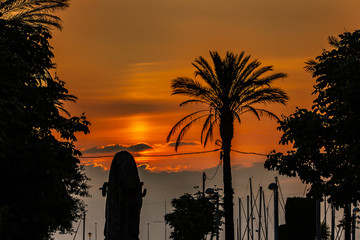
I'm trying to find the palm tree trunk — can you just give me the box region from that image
[220,111,235,240]
[222,143,234,240]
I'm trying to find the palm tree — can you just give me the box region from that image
[167,51,289,240]
[0,0,69,30]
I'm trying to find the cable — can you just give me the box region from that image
[79,148,220,158]
[231,149,268,156]
[80,147,267,158]
[72,219,82,240]
[139,149,220,157]
[206,159,222,181]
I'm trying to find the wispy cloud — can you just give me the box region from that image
[83,143,153,154]
[166,141,200,147]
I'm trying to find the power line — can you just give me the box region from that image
[79,148,268,158]
[79,148,220,158]
[231,149,268,156]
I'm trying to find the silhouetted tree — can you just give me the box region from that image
[165,191,222,240]
[167,51,288,240]
[0,2,90,239]
[265,30,360,240]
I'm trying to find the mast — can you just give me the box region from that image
[249,178,253,240]
[258,187,262,240]
[165,199,167,240]
[239,198,241,240]
[247,195,250,240]
[264,195,268,240]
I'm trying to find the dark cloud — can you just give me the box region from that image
[79,99,179,117]
[167,141,200,147]
[83,143,153,154]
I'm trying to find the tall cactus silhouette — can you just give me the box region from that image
[101,151,146,240]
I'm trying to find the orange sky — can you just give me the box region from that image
[51,0,360,172]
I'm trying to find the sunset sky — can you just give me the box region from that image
[51,0,360,239]
[52,0,359,172]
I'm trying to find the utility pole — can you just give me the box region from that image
[202,172,206,196]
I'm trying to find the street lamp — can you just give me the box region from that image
[206,188,220,240]
[352,207,359,240]
[268,183,278,240]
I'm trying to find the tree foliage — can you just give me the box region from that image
[0,3,90,239]
[167,51,288,240]
[265,30,360,207]
[165,192,222,240]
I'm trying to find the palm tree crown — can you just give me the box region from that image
[167,51,288,240]
[0,0,69,30]
[167,51,288,150]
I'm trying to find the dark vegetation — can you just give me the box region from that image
[165,191,223,240]
[0,1,90,239]
[265,30,360,240]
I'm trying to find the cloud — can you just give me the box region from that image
[166,141,200,147]
[83,143,153,154]
[79,99,180,118]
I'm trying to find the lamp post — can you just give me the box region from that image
[352,207,359,240]
[268,183,278,240]
[206,188,220,240]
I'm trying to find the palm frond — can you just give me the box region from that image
[179,99,208,107]
[240,106,280,121]
[239,59,262,82]
[203,117,216,147]
[255,72,287,86]
[238,87,289,106]
[0,0,69,30]
[171,77,221,107]
[241,105,260,120]
[246,65,273,83]
[174,114,208,151]
[193,56,220,94]
[233,112,241,124]
[200,114,214,144]
[166,110,208,143]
